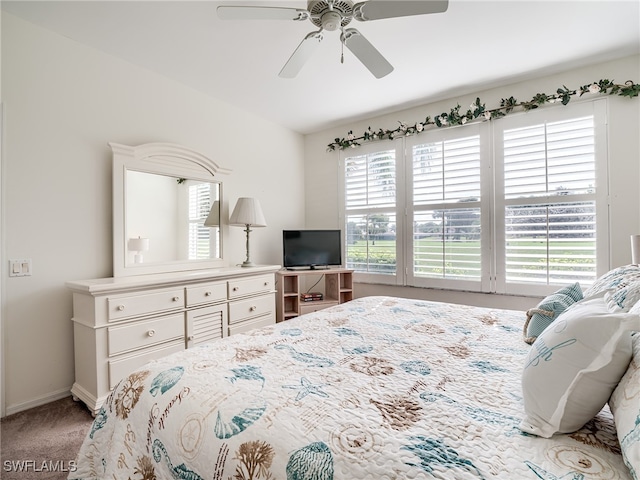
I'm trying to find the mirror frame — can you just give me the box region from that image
[111,142,231,277]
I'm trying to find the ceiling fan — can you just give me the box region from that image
[217,0,448,79]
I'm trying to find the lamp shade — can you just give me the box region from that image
[229,197,267,227]
[204,200,220,227]
[128,237,149,252]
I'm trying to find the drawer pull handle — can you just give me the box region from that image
[117,305,125,311]
[250,306,257,312]
[188,335,195,341]
[264,282,269,286]
[205,291,212,296]
[147,329,156,337]
[233,287,239,291]
[172,296,180,302]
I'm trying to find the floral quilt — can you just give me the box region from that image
[70,296,631,480]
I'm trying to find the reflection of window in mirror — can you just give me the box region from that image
[184,180,220,260]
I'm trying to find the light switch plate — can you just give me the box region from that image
[9,259,32,277]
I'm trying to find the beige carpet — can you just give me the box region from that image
[0,396,93,480]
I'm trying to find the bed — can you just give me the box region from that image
[70,293,638,480]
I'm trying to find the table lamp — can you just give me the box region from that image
[229,197,266,267]
[128,237,150,264]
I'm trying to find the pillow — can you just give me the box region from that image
[609,332,640,479]
[607,279,640,312]
[523,282,583,344]
[584,264,640,311]
[520,292,639,438]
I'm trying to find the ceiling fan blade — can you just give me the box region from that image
[217,5,309,21]
[341,28,393,79]
[279,31,324,78]
[353,0,448,21]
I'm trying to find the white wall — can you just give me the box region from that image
[1,13,305,415]
[304,55,640,311]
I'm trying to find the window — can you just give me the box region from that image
[408,125,489,291]
[341,99,608,294]
[344,144,402,283]
[494,101,608,295]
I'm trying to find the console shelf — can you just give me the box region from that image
[275,268,354,322]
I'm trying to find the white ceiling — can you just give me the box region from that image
[3,0,639,134]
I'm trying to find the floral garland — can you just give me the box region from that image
[327,79,640,151]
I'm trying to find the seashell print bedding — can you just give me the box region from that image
[70,296,632,480]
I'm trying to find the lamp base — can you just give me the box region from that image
[240,261,256,268]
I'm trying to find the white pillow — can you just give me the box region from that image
[520,292,639,438]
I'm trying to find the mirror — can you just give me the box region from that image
[126,171,221,264]
[111,142,231,277]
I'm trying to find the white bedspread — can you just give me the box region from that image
[71,296,631,479]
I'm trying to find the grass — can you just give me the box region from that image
[346,238,596,276]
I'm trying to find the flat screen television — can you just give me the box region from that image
[283,230,342,270]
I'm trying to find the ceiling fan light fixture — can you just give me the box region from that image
[321,11,343,31]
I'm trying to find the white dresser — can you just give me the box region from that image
[67,265,279,414]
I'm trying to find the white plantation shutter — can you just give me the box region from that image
[345,149,396,209]
[188,182,213,260]
[495,101,607,294]
[503,117,595,200]
[344,144,399,277]
[413,136,481,204]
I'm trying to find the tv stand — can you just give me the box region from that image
[276,268,353,322]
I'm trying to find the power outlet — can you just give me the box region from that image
[9,259,32,277]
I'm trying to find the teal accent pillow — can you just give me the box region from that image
[523,282,583,344]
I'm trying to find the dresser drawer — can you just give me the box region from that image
[107,289,184,321]
[228,274,274,299]
[186,282,227,307]
[229,294,274,325]
[228,314,274,336]
[109,340,184,390]
[108,313,184,356]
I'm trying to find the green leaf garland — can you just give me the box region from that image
[327,79,639,151]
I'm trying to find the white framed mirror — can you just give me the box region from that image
[111,142,231,277]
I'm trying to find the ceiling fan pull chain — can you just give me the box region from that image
[341,29,345,64]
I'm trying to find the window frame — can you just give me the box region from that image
[340,139,405,286]
[404,122,493,292]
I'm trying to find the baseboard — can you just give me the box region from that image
[4,387,72,417]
